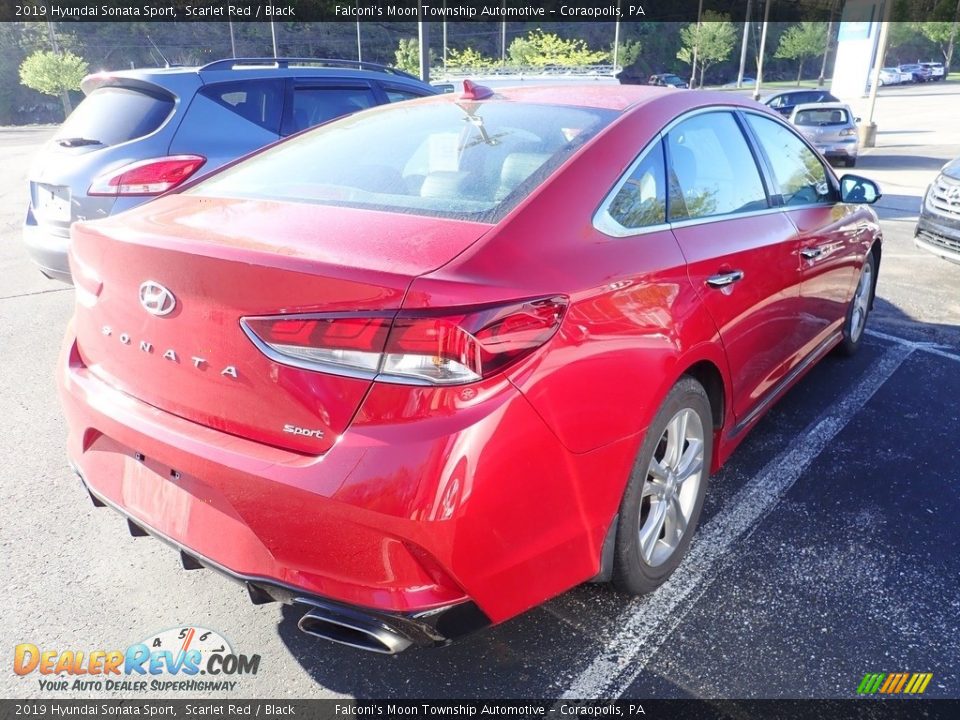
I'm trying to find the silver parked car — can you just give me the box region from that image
[916,156,960,263]
[789,102,860,168]
[23,58,436,283]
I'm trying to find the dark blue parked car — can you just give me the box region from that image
[24,57,437,283]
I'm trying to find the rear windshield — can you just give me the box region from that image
[189,100,616,222]
[795,108,850,126]
[55,86,173,147]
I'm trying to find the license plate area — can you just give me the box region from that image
[34,183,71,223]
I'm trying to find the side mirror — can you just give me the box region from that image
[855,116,862,123]
[840,174,881,204]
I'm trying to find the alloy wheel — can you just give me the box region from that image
[638,408,705,567]
[850,259,873,342]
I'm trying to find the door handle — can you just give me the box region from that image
[706,270,745,288]
[801,247,826,260]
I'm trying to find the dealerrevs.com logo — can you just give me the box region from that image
[13,626,261,693]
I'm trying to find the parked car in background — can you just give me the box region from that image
[721,76,756,88]
[898,63,933,82]
[789,102,860,167]
[920,61,946,81]
[61,84,882,653]
[648,73,688,88]
[764,89,839,117]
[875,67,906,86]
[23,57,437,283]
[916,156,960,263]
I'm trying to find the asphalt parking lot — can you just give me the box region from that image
[1,82,958,700]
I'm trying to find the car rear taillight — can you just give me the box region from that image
[88,155,205,196]
[242,297,568,385]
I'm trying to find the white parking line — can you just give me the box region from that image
[561,341,914,699]
[866,328,960,364]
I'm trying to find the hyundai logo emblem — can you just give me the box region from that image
[946,186,960,205]
[138,281,177,317]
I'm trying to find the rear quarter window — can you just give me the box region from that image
[198,79,284,133]
[54,86,173,147]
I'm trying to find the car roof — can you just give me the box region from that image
[420,84,778,120]
[767,88,832,98]
[81,58,431,96]
[791,102,852,112]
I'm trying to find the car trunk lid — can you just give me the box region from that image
[70,194,490,454]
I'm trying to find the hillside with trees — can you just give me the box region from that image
[2,19,957,124]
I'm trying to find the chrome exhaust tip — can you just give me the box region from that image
[298,608,413,654]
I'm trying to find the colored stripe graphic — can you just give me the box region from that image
[857,672,933,695]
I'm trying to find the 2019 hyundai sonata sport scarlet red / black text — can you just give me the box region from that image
[60,83,882,653]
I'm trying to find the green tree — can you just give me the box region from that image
[884,22,922,64]
[394,38,438,77]
[775,22,828,85]
[613,39,643,70]
[446,47,496,72]
[394,37,421,76]
[677,12,736,88]
[19,49,87,118]
[507,29,609,68]
[917,21,960,68]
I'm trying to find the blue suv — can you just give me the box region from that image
[24,57,437,283]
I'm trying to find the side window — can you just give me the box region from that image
[767,96,783,109]
[198,80,283,133]
[745,114,834,207]
[604,141,667,230]
[666,112,769,221]
[383,86,426,104]
[288,85,376,134]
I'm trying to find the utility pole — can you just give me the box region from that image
[501,14,507,63]
[691,0,703,86]
[418,6,430,82]
[613,0,621,73]
[45,21,72,116]
[818,0,838,87]
[946,0,960,72]
[753,0,771,101]
[228,21,236,58]
[863,0,894,147]
[737,0,753,88]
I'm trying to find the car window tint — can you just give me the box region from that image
[191,101,616,223]
[745,114,834,207]
[199,80,283,133]
[795,108,849,126]
[666,112,768,220]
[53,87,173,147]
[606,141,666,229]
[383,87,424,103]
[289,86,376,133]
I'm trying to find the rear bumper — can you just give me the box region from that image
[74,465,490,649]
[814,141,858,160]
[59,324,632,632]
[22,210,72,283]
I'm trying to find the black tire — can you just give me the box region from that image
[612,377,713,596]
[837,250,876,356]
[845,158,857,168]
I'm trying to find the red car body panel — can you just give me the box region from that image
[58,86,881,640]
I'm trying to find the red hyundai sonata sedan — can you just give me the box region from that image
[60,84,881,653]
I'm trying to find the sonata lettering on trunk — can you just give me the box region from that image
[101,326,238,379]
